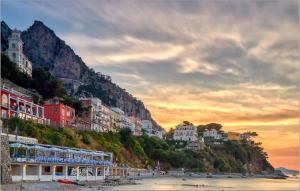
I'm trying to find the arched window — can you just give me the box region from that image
[2,94,8,106]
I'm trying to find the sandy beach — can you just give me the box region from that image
[2,174,298,191]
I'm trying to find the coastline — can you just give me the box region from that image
[2,173,292,191]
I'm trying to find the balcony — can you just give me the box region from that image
[1,102,9,108]
[10,142,113,166]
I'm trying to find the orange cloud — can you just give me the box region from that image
[138,84,298,169]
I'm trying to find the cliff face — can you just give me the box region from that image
[1,20,161,130]
[21,21,91,81]
[1,21,11,51]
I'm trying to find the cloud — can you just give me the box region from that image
[2,0,299,169]
[61,34,185,65]
[178,58,219,75]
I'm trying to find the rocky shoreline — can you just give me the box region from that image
[1,178,137,191]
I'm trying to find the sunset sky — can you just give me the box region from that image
[2,0,299,170]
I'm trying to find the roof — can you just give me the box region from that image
[9,141,112,156]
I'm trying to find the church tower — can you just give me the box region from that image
[6,29,32,77]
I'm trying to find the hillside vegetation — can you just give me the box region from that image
[4,118,273,174]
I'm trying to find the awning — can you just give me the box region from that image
[10,142,26,148]
[80,150,93,154]
[27,145,48,150]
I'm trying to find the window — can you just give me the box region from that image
[53,107,58,113]
[12,43,16,49]
[12,53,16,59]
[45,166,50,173]
[1,94,8,106]
[1,110,7,118]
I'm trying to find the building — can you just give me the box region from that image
[185,137,205,151]
[128,116,142,136]
[44,98,75,128]
[141,120,154,136]
[227,132,241,141]
[110,107,125,131]
[75,117,91,131]
[203,129,225,144]
[203,129,222,139]
[0,87,47,124]
[110,107,133,132]
[2,133,38,144]
[240,133,251,141]
[173,123,198,142]
[154,130,165,139]
[141,120,165,139]
[101,105,112,131]
[5,29,32,77]
[9,139,113,182]
[80,98,103,132]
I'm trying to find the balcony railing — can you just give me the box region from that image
[10,142,113,166]
[10,155,112,166]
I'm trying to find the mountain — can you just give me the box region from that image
[1,21,11,51]
[1,20,162,130]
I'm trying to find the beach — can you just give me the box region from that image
[2,176,298,191]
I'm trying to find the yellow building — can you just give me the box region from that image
[227,132,241,141]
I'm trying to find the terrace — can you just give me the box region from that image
[9,142,113,182]
[10,142,112,166]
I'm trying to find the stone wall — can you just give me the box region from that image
[1,135,12,184]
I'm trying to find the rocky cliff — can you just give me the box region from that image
[1,20,162,130]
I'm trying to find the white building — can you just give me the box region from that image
[9,141,113,182]
[173,123,198,142]
[101,105,112,131]
[203,129,223,140]
[154,130,165,139]
[203,129,224,144]
[6,29,32,77]
[141,120,154,136]
[111,107,134,132]
[80,98,104,132]
[2,133,38,144]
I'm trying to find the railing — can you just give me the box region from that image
[10,155,112,166]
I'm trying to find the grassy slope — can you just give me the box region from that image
[5,118,273,173]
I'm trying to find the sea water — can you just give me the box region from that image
[105,177,299,191]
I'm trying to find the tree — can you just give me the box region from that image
[119,128,133,148]
[1,54,31,87]
[214,156,231,172]
[205,123,223,131]
[182,121,193,125]
[31,68,66,99]
[165,128,174,140]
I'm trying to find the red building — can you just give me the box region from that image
[0,87,47,124]
[44,98,76,128]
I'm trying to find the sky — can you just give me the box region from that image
[1,0,299,170]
